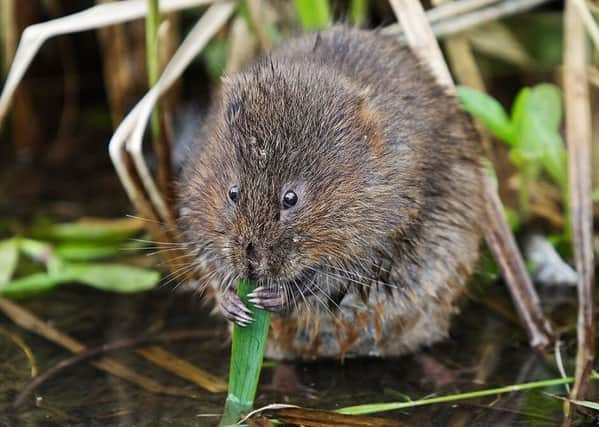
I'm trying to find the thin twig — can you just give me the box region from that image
[13,328,225,408]
[563,0,595,418]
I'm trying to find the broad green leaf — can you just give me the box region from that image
[18,238,52,260]
[0,263,160,297]
[593,190,599,202]
[18,238,63,274]
[456,86,514,144]
[32,217,145,242]
[528,84,562,131]
[511,84,566,187]
[0,272,67,297]
[62,263,160,293]
[293,0,331,30]
[541,134,567,188]
[510,87,531,134]
[201,39,227,79]
[55,242,122,261]
[0,239,19,286]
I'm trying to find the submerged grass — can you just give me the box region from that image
[220,278,271,426]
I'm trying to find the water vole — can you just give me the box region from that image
[178,26,483,359]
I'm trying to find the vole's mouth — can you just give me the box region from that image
[255,266,319,295]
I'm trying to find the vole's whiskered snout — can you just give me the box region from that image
[240,239,269,280]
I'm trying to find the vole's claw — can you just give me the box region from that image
[248,286,286,312]
[219,288,253,326]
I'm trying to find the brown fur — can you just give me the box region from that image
[178,26,484,359]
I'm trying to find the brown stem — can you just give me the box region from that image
[484,184,553,349]
[563,0,595,418]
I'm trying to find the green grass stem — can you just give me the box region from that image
[219,279,271,426]
[337,372,599,415]
[145,0,160,142]
[293,0,331,30]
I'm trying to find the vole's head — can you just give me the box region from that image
[179,60,413,293]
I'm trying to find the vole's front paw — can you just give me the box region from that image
[219,287,253,326]
[247,286,287,313]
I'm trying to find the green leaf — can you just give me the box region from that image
[456,86,514,144]
[293,0,331,30]
[528,84,562,131]
[0,272,67,297]
[220,279,271,426]
[510,86,531,135]
[541,133,567,187]
[18,238,63,274]
[0,263,160,298]
[0,239,19,286]
[350,0,368,26]
[32,218,144,242]
[202,39,227,79]
[511,84,566,188]
[61,263,160,293]
[54,242,123,262]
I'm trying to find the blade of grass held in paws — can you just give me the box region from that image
[220,279,271,426]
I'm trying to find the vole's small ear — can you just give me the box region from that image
[225,96,243,125]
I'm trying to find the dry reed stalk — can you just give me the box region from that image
[0,0,217,127]
[563,0,595,417]
[96,0,140,127]
[247,0,272,51]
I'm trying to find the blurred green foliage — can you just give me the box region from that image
[0,219,160,298]
[458,84,567,228]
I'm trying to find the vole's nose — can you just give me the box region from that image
[244,241,263,280]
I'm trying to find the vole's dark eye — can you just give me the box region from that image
[228,185,239,204]
[282,191,298,209]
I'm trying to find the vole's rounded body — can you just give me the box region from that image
[178,26,483,359]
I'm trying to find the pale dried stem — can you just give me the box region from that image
[136,346,227,392]
[384,0,552,39]
[246,0,272,51]
[563,0,595,416]
[1,0,16,73]
[573,0,599,48]
[389,0,454,88]
[0,0,216,127]
[226,16,258,74]
[115,1,236,229]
